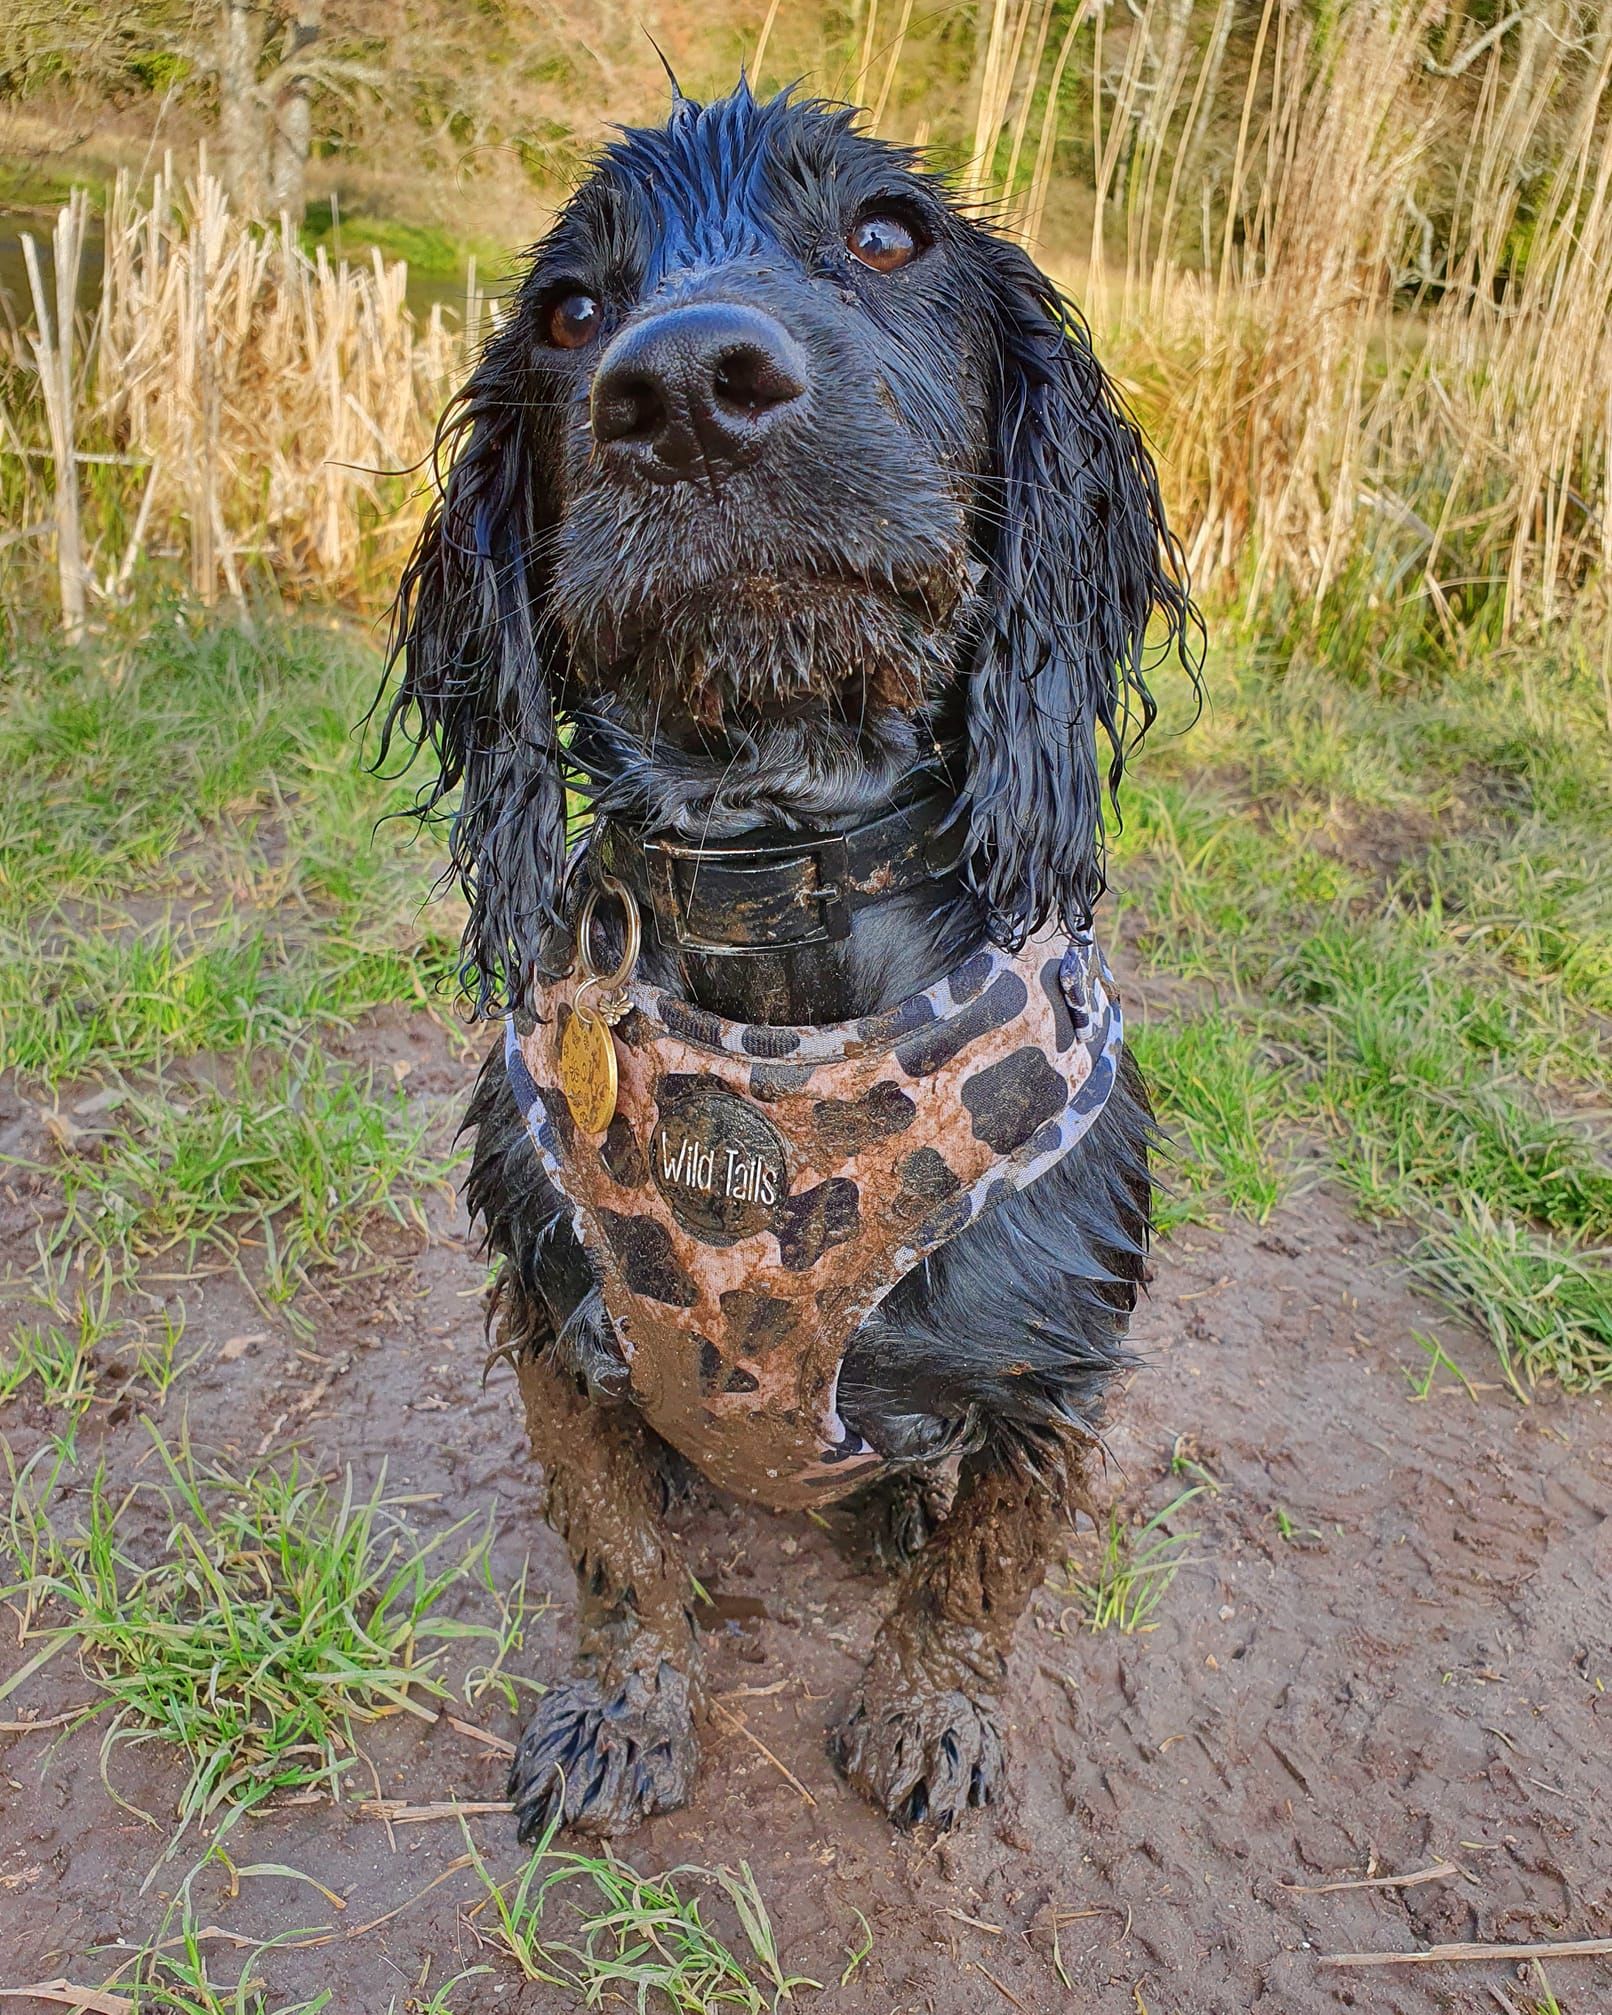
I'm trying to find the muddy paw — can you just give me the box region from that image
[830,1681,1003,1828]
[508,1660,698,1840]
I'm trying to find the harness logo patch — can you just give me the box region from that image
[651,1074,790,1247]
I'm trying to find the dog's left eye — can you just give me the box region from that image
[847,213,920,273]
[547,291,603,349]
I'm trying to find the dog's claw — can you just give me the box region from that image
[830,1682,1003,1829]
[508,1661,698,1839]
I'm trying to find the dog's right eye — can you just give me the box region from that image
[547,292,603,350]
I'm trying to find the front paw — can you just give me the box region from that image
[509,1660,698,1840]
[830,1677,1003,1829]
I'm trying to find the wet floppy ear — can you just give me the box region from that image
[376,325,570,1015]
[964,235,1201,943]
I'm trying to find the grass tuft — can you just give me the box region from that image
[1056,1488,1203,1635]
[1,1424,502,1831]
[0,618,463,1087]
[461,1809,821,2009]
[1119,643,1612,1391]
[1131,1013,1293,1226]
[45,1049,456,1300]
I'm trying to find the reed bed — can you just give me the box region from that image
[4,2,1610,659]
[943,0,1612,653]
[4,158,474,622]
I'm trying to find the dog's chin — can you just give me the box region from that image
[566,570,974,734]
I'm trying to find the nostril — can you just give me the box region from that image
[712,343,806,421]
[594,370,665,445]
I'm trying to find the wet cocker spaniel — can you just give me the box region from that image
[380,81,1202,1837]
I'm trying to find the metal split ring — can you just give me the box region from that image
[575,872,641,994]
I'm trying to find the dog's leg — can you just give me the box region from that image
[830,1433,1077,1828]
[508,1333,702,1839]
[834,1465,955,1575]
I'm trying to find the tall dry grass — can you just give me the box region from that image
[935,0,1611,654]
[4,1,1609,664]
[3,157,475,623]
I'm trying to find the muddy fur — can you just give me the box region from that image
[831,1437,1083,1825]
[507,1330,703,1837]
[385,83,1201,1834]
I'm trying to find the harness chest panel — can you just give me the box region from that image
[507,933,1121,1510]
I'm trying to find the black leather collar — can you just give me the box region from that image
[593,781,966,956]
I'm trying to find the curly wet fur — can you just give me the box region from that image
[382,81,1202,1832]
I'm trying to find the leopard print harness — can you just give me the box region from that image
[506,931,1122,1510]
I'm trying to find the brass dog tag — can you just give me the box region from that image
[558,996,621,1135]
[557,873,640,1135]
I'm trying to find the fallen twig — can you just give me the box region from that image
[0,1636,74,1706]
[946,1907,1004,1934]
[1282,1859,1460,1895]
[708,1696,817,1808]
[969,1959,1031,2011]
[436,1711,517,1759]
[359,1799,508,1825]
[0,1704,99,1734]
[1323,1936,1612,1968]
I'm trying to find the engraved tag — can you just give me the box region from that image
[651,1073,789,1247]
[557,1002,619,1135]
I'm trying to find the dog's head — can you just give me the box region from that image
[382,83,1200,1009]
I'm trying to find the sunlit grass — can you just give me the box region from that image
[461,1809,822,2010]
[1,1424,506,1832]
[43,1048,456,1300]
[0,909,455,1084]
[1130,1012,1292,1226]
[0,615,463,1085]
[1119,640,1612,1390]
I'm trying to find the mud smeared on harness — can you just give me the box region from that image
[507,933,1121,1510]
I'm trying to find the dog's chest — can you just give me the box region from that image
[507,935,1121,1509]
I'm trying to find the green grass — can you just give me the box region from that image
[461,1811,822,2010]
[1055,1489,1203,1634]
[1118,629,1612,1390]
[0,1268,193,1426]
[43,1047,456,1300]
[0,611,462,1085]
[297,202,505,286]
[1,1423,505,1832]
[2,602,1608,1401]
[110,1920,335,2015]
[1130,1012,1292,1225]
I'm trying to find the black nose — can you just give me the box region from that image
[590,302,809,482]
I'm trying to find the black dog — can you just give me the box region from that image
[381,81,1200,1837]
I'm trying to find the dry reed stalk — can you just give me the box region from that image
[19,158,474,611]
[869,0,915,136]
[1022,0,1096,253]
[5,4,1608,648]
[967,0,1038,203]
[20,193,89,641]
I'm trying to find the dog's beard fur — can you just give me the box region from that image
[561,562,983,835]
[566,563,976,729]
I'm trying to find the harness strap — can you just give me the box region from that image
[507,931,1121,1510]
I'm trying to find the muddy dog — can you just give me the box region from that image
[380,81,1201,1837]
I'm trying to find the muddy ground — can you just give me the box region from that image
[1,1007,1608,2015]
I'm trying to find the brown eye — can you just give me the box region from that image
[848,213,919,273]
[548,291,602,349]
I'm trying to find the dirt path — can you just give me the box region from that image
[2,1017,1609,2015]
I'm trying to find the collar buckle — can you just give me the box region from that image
[645,830,851,953]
